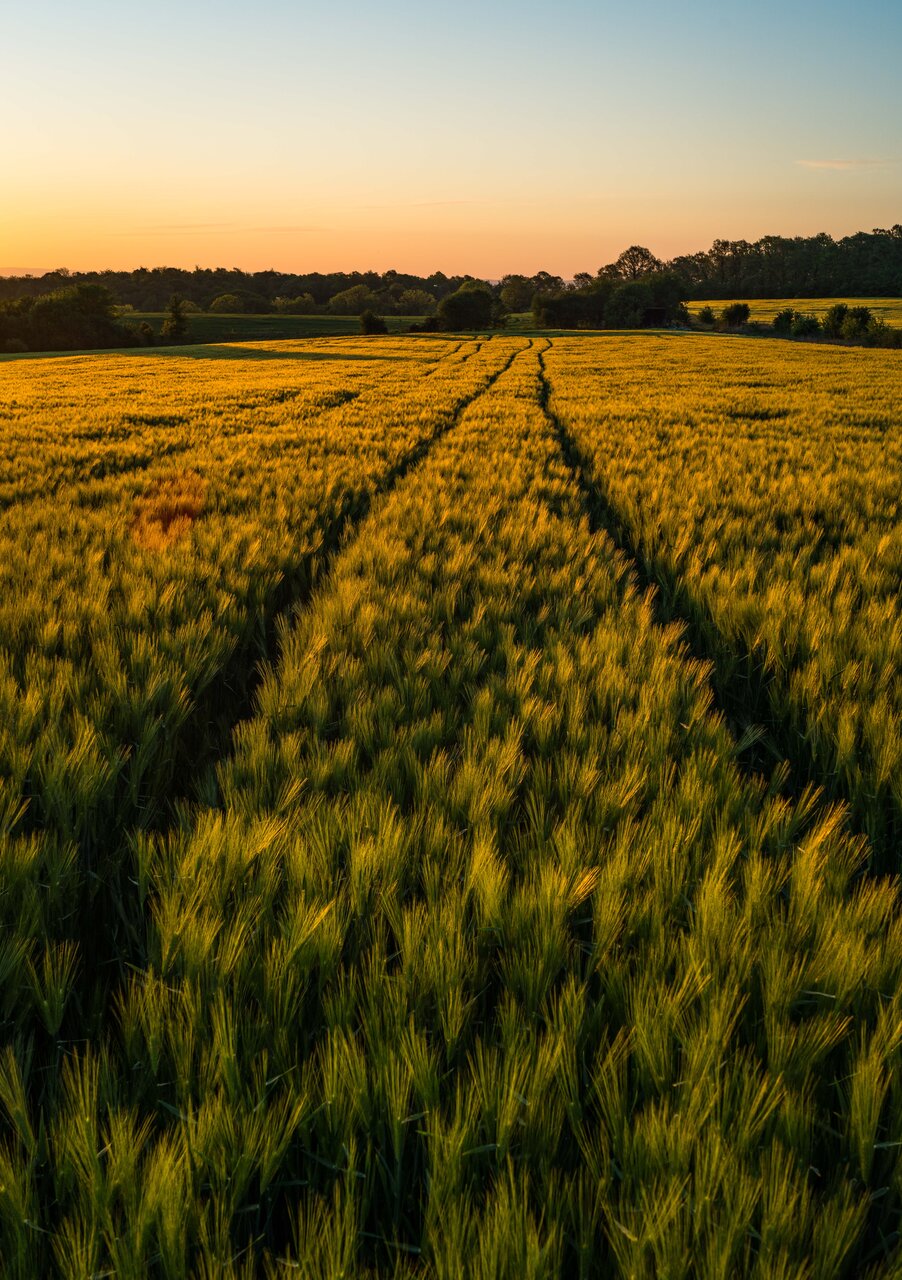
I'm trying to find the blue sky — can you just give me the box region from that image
[3,0,900,273]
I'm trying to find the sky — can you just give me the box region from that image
[2,0,901,276]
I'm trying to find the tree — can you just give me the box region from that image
[821,304,848,337]
[721,302,750,327]
[499,275,535,312]
[791,314,820,338]
[273,294,317,314]
[437,285,494,331]
[532,271,565,295]
[328,285,379,315]
[606,281,654,327]
[605,273,687,328]
[160,294,189,343]
[208,289,270,313]
[425,271,451,299]
[532,280,612,329]
[360,310,388,334]
[208,293,243,312]
[840,307,873,340]
[397,289,436,316]
[0,283,138,352]
[600,245,663,281]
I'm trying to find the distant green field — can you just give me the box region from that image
[691,297,902,325]
[129,311,423,342]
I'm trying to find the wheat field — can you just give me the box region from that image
[1,333,902,1277]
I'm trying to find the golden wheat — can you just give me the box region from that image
[0,333,899,1278]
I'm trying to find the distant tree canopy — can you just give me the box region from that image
[0,266,481,314]
[360,309,388,335]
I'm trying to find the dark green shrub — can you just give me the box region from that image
[208,291,270,313]
[697,306,716,325]
[160,294,189,343]
[437,285,494,331]
[208,293,242,312]
[772,308,797,334]
[273,294,317,314]
[360,310,388,335]
[864,318,901,348]
[821,303,849,337]
[841,307,873,340]
[721,303,750,327]
[791,314,821,338]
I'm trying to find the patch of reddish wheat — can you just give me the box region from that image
[131,472,207,551]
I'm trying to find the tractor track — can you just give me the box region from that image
[535,337,883,861]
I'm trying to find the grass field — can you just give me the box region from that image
[1,332,902,1277]
[690,298,902,325]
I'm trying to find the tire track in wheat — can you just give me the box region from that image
[535,337,872,853]
[67,338,530,1003]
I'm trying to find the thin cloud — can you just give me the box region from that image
[107,222,333,237]
[410,199,487,208]
[105,223,242,236]
[796,158,893,171]
[356,199,490,210]
[245,225,332,234]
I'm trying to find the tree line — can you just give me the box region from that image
[2,226,900,354]
[0,267,478,316]
[0,287,192,354]
[2,225,899,316]
[670,226,902,298]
